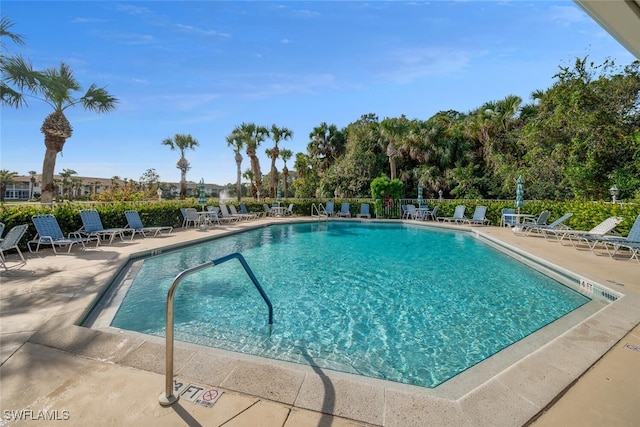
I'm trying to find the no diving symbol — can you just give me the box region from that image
[624,343,640,353]
[201,389,219,402]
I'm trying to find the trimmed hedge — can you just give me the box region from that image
[1,199,638,251]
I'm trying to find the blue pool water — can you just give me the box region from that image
[111,222,590,387]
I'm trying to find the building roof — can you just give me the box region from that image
[574,0,640,59]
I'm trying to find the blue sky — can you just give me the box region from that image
[1,1,635,186]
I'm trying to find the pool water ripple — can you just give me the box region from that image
[111,222,590,388]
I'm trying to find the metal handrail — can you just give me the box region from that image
[311,203,328,220]
[159,252,273,406]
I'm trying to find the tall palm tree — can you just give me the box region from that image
[162,133,200,200]
[226,130,244,202]
[266,124,293,198]
[280,148,293,198]
[234,122,268,199]
[0,169,18,202]
[3,61,118,203]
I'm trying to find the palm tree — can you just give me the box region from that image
[234,122,268,199]
[28,170,37,199]
[242,169,256,199]
[3,61,118,203]
[162,133,200,200]
[266,124,293,198]
[280,148,293,198]
[379,116,410,180]
[0,169,18,202]
[308,122,346,173]
[0,17,27,109]
[226,130,244,202]
[58,168,77,199]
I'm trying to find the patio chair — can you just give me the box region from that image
[0,224,28,270]
[206,206,224,225]
[404,205,421,220]
[501,208,516,227]
[182,208,204,228]
[28,214,94,254]
[284,203,294,216]
[543,216,623,246]
[263,204,274,217]
[524,213,573,237]
[0,222,5,243]
[460,206,490,225]
[437,205,466,223]
[425,205,438,221]
[79,209,128,245]
[357,204,371,218]
[124,210,173,240]
[337,203,351,217]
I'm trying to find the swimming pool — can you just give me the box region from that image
[109,222,590,388]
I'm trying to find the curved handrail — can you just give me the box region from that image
[159,252,273,406]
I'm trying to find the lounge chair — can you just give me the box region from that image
[206,206,225,225]
[0,224,28,270]
[583,215,640,257]
[460,206,490,225]
[437,205,466,223]
[337,203,351,218]
[357,204,371,218]
[542,216,623,245]
[124,210,173,240]
[79,209,128,245]
[28,214,94,253]
[524,213,573,236]
[240,203,262,218]
[520,211,551,231]
[219,202,243,222]
[228,204,252,220]
[0,222,5,243]
[324,201,335,216]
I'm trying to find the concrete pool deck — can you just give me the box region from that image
[1,217,638,426]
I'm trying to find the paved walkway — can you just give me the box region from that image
[1,217,638,426]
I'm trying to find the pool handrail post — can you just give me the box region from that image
[159,253,273,406]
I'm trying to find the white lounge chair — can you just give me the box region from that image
[543,216,623,246]
[460,206,490,225]
[437,205,466,223]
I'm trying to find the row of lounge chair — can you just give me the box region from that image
[512,210,639,264]
[181,203,295,228]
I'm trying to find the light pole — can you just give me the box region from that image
[609,185,619,204]
[438,190,443,201]
[157,188,162,201]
